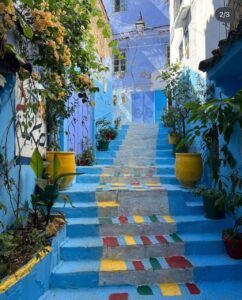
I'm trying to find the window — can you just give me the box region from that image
[113,0,127,12]
[113,50,127,73]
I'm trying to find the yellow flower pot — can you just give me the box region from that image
[175,153,203,188]
[168,133,179,145]
[46,151,76,190]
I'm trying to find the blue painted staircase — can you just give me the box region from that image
[41,124,242,300]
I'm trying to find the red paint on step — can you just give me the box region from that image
[186,283,200,295]
[103,237,119,247]
[119,215,128,224]
[165,256,193,269]
[141,236,152,245]
[109,293,129,300]
[155,235,168,244]
[132,260,145,271]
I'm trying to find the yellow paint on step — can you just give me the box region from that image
[160,283,181,296]
[101,174,109,177]
[97,201,119,208]
[100,259,127,272]
[0,246,51,293]
[133,215,145,223]
[124,235,136,245]
[163,215,175,223]
[111,183,126,187]
[146,183,161,187]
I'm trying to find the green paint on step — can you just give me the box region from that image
[137,285,153,295]
[170,233,183,243]
[149,257,162,270]
[99,218,113,225]
[149,215,158,223]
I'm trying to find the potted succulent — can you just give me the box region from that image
[96,118,118,151]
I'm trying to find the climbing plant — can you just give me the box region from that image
[0,0,115,149]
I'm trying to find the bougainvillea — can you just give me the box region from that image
[0,0,113,149]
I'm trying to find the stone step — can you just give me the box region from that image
[50,255,194,288]
[40,280,242,300]
[60,233,184,260]
[102,165,174,176]
[66,215,176,237]
[53,201,120,218]
[60,232,225,261]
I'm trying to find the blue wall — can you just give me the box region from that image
[0,75,35,229]
[103,0,169,124]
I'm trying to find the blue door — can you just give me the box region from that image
[155,90,167,123]
[132,92,154,123]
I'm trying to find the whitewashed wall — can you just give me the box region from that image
[170,0,229,75]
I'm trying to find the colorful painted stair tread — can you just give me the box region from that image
[108,282,201,299]
[105,215,176,225]
[102,233,183,247]
[99,256,193,272]
[96,182,164,192]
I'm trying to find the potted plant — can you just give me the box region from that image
[76,146,95,166]
[222,171,242,259]
[96,118,118,151]
[223,217,242,259]
[161,66,207,188]
[185,90,242,217]
[161,107,180,145]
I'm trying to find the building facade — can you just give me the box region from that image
[64,0,114,154]
[103,0,170,124]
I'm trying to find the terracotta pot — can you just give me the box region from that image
[46,151,75,190]
[175,153,203,188]
[223,234,242,259]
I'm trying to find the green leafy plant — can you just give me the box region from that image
[76,147,95,166]
[0,231,17,278]
[30,148,80,225]
[96,118,118,142]
[161,107,179,135]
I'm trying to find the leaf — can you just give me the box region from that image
[30,148,44,178]
[53,154,61,182]
[23,25,33,39]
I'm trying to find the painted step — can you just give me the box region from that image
[181,233,225,255]
[76,166,103,174]
[66,215,176,237]
[53,201,120,218]
[65,215,232,238]
[174,215,233,233]
[96,158,114,165]
[186,201,204,215]
[57,190,96,203]
[61,233,184,261]
[101,165,174,176]
[50,255,194,288]
[96,151,117,158]
[40,280,242,300]
[99,175,178,185]
[76,174,100,184]
[189,254,242,281]
[115,158,174,165]
[117,149,173,157]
